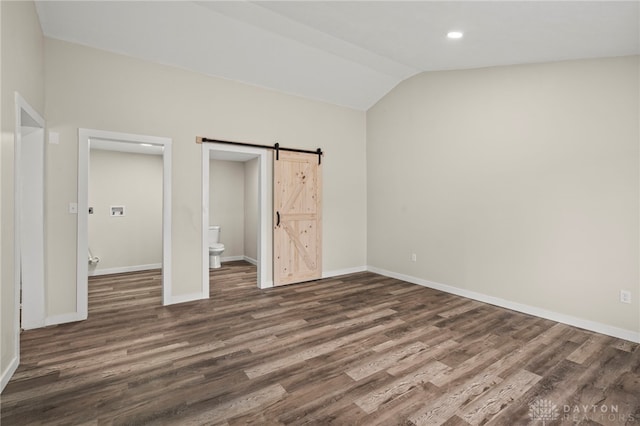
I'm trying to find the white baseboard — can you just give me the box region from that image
[89,263,162,276]
[367,266,640,344]
[322,266,367,279]
[257,267,366,289]
[220,255,245,263]
[21,318,46,330]
[243,256,258,265]
[170,292,206,305]
[45,312,85,326]
[1,354,19,393]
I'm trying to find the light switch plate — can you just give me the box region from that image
[49,132,59,144]
[620,290,631,304]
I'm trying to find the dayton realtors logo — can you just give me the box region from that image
[529,399,636,424]
[528,399,559,425]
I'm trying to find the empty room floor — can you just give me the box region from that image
[1,261,639,425]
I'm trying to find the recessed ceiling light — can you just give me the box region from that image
[447,31,464,39]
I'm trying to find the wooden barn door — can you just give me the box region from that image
[273,151,322,286]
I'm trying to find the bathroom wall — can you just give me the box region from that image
[88,149,163,275]
[209,159,245,259]
[244,158,259,263]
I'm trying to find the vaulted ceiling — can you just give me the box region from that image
[35,1,640,110]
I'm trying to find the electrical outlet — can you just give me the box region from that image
[620,290,631,304]
[411,253,417,262]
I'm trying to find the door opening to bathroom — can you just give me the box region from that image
[202,142,268,296]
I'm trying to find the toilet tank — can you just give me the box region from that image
[208,225,221,244]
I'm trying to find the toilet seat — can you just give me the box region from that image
[209,243,224,251]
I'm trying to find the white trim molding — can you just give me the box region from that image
[15,93,46,331]
[0,356,19,393]
[7,93,46,390]
[88,263,163,277]
[322,266,367,279]
[171,292,207,305]
[243,256,257,265]
[220,255,245,263]
[367,266,640,344]
[45,312,85,327]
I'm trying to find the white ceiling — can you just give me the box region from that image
[35,1,639,110]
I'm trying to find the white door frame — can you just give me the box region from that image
[202,142,268,295]
[78,129,172,317]
[14,92,45,340]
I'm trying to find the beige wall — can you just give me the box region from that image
[88,149,162,274]
[44,38,367,316]
[244,158,259,262]
[209,159,245,258]
[367,56,640,335]
[8,5,633,391]
[1,1,45,385]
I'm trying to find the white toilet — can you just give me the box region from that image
[208,225,225,269]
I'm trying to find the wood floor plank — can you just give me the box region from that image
[346,341,429,381]
[387,339,459,377]
[354,359,449,414]
[2,261,638,425]
[456,368,541,425]
[180,383,287,425]
[244,319,405,379]
[566,333,613,364]
[408,369,504,425]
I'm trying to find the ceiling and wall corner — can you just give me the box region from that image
[34,1,640,110]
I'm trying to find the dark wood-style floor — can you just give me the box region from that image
[2,261,639,425]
